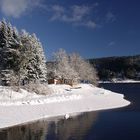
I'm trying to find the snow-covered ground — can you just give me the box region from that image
[99,79,140,83]
[114,79,140,83]
[0,85,82,106]
[0,84,130,129]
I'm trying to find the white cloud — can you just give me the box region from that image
[1,1,116,29]
[76,20,97,29]
[48,4,98,29]
[0,0,42,18]
[106,12,116,23]
[70,5,91,21]
[108,41,115,46]
[47,3,117,29]
[50,5,92,22]
[50,5,65,21]
[85,21,97,28]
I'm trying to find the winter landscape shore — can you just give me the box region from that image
[0,84,130,129]
[99,79,140,83]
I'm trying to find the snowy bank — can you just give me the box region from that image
[0,84,130,129]
[99,79,140,83]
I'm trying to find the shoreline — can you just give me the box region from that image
[99,80,140,84]
[0,84,130,129]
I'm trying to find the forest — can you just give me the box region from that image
[89,55,140,81]
[0,19,98,94]
[0,19,47,88]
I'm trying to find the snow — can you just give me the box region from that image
[99,79,140,83]
[0,85,82,105]
[0,84,130,129]
[114,79,140,83]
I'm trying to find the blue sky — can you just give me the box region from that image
[0,0,140,59]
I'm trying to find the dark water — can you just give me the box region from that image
[0,83,140,140]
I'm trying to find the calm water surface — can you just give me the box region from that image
[0,83,140,140]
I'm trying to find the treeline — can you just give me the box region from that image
[0,19,47,87]
[0,19,98,92]
[47,49,98,85]
[89,55,140,80]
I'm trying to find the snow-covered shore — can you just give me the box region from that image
[0,84,130,129]
[99,79,140,83]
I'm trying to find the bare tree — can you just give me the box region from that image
[49,49,98,85]
[52,49,79,85]
[69,53,98,85]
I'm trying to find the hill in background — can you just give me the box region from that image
[89,55,140,81]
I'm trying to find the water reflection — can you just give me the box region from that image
[0,120,48,140]
[46,112,98,140]
[0,112,98,140]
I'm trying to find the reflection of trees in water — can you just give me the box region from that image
[46,112,98,140]
[0,120,49,140]
[0,112,98,140]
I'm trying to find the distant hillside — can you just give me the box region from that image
[89,55,140,80]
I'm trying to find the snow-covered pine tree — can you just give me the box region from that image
[0,20,13,85]
[0,20,47,87]
[20,30,38,84]
[0,19,9,49]
[0,20,20,86]
[9,26,25,86]
[20,31,47,84]
[31,34,47,83]
[7,23,22,70]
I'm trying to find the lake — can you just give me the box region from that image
[0,83,140,140]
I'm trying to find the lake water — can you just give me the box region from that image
[0,83,140,140]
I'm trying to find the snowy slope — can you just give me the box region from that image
[0,84,130,129]
[0,84,125,105]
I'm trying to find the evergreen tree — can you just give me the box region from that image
[20,30,38,83]
[30,34,47,82]
[0,20,47,86]
[0,20,21,86]
[20,31,47,84]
